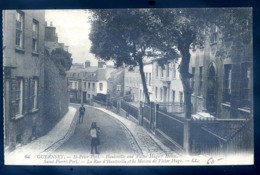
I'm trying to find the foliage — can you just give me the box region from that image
[89,8,252,118]
[50,48,72,75]
[89,9,179,103]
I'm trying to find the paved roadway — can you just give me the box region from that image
[55,105,137,155]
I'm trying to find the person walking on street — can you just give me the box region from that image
[89,122,100,154]
[79,104,85,123]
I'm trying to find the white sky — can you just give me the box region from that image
[45,10,98,66]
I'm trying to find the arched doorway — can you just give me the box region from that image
[206,63,217,116]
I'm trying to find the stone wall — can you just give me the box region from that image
[43,55,69,134]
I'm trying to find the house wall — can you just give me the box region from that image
[152,61,183,104]
[3,10,45,149]
[43,55,69,134]
[124,68,141,101]
[190,25,253,119]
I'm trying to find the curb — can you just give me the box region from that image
[40,106,78,154]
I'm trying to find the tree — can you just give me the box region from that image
[89,9,179,104]
[152,8,252,119]
[89,8,251,119]
[50,48,73,75]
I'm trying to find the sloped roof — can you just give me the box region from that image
[84,68,107,81]
[67,67,98,79]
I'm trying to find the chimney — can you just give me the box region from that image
[98,61,105,68]
[50,21,53,27]
[85,61,91,68]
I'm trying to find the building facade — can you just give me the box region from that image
[3,10,45,150]
[67,62,114,103]
[108,68,125,99]
[152,59,184,113]
[190,24,253,119]
[124,67,141,102]
[67,67,97,103]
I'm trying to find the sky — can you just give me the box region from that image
[45,10,99,66]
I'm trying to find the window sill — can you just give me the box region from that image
[32,52,39,56]
[31,108,39,113]
[197,96,203,99]
[15,47,25,53]
[221,103,231,108]
[13,114,25,120]
[237,107,251,113]
[210,42,217,46]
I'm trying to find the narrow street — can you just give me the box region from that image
[55,105,137,155]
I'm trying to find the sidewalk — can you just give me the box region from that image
[91,106,179,157]
[5,106,77,165]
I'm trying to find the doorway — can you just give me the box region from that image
[206,63,217,116]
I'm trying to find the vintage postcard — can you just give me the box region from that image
[3,8,253,165]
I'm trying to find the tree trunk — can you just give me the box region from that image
[137,58,151,104]
[179,48,192,119]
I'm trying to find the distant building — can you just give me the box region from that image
[70,63,84,70]
[67,67,98,103]
[124,67,141,102]
[139,62,153,102]
[108,68,125,99]
[67,63,114,103]
[3,10,45,150]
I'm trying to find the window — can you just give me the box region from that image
[116,85,121,91]
[198,66,203,96]
[160,88,163,101]
[211,26,218,44]
[16,11,24,48]
[15,78,24,115]
[161,66,164,78]
[191,67,195,94]
[84,82,86,89]
[155,87,158,99]
[92,83,95,91]
[88,82,91,89]
[179,92,183,104]
[32,78,38,109]
[166,64,169,78]
[74,82,77,89]
[149,73,151,86]
[241,63,251,108]
[32,20,39,52]
[145,73,148,84]
[172,64,176,79]
[99,83,103,91]
[156,64,159,77]
[69,82,72,88]
[223,64,232,103]
[172,90,175,103]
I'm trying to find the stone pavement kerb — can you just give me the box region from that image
[5,106,77,164]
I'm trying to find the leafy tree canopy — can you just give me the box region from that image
[50,48,73,75]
